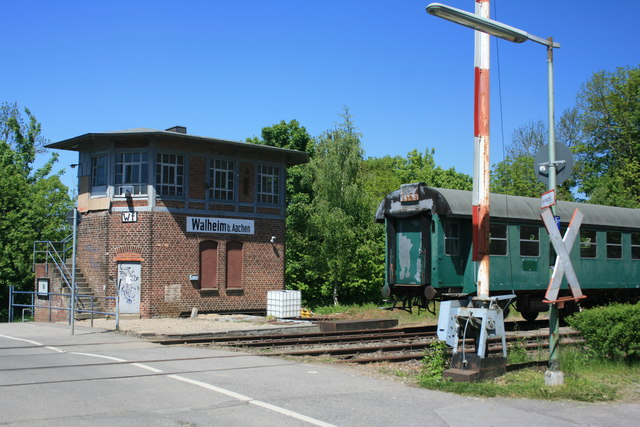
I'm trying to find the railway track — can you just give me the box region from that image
[149,319,582,365]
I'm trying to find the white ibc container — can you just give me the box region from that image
[267,290,301,318]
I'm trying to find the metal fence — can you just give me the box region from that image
[8,286,119,332]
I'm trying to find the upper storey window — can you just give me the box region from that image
[115,152,148,196]
[257,165,280,204]
[156,153,184,197]
[91,155,107,187]
[209,159,235,201]
[91,155,108,196]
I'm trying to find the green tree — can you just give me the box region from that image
[574,66,640,207]
[0,103,73,319]
[246,120,319,304]
[394,148,472,191]
[306,108,383,305]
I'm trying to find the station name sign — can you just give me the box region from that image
[186,216,254,235]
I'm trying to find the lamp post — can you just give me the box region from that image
[426,1,563,384]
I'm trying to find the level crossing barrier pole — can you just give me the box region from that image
[70,208,78,335]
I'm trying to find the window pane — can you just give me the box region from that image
[580,230,597,258]
[607,245,622,259]
[209,158,235,200]
[92,156,107,187]
[489,224,507,256]
[444,222,459,256]
[257,164,280,204]
[156,153,183,196]
[115,151,148,195]
[607,232,621,245]
[490,223,506,239]
[606,231,622,259]
[633,233,640,260]
[520,226,539,257]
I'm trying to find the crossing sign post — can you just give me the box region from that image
[540,207,586,386]
[541,208,586,303]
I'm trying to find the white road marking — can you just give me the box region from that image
[70,352,126,362]
[0,334,45,347]
[130,362,163,373]
[1,332,337,427]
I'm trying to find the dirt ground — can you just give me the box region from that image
[74,314,313,336]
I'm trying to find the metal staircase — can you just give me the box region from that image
[33,236,102,319]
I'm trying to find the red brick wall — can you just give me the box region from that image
[72,142,288,317]
[33,264,72,323]
[189,155,206,199]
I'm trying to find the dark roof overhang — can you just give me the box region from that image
[45,128,309,166]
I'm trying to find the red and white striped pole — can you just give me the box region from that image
[472,0,491,299]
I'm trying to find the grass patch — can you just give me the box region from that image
[418,346,640,402]
[313,303,437,325]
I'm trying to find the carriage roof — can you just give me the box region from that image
[375,183,640,230]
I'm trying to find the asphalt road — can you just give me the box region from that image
[1,322,638,426]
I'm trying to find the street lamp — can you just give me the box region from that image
[426,1,563,385]
[426,3,560,48]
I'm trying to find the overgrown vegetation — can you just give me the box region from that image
[313,302,438,325]
[416,346,637,402]
[419,340,449,381]
[567,303,640,362]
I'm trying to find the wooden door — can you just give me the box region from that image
[199,241,218,289]
[226,241,243,288]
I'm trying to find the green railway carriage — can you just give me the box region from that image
[375,183,640,320]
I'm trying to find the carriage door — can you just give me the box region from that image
[395,218,424,284]
[118,262,141,314]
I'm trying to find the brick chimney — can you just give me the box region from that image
[165,126,187,134]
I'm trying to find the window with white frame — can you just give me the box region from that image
[115,152,148,195]
[156,153,184,196]
[257,165,280,204]
[209,159,235,201]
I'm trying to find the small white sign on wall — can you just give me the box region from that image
[187,216,254,234]
[37,278,49,295]
[121,212,138,223]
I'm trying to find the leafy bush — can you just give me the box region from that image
[567,303,640,362]
[419,340,450,382]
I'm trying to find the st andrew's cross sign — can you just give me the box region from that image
[540,208,586,304]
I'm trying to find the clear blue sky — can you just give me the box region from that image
[3,0,638,192]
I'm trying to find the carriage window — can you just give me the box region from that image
[444,222,459,256]
[632,233,640,260]
[490,224,507,256]
[606,232,622,259]
[580,230,597,258]
[520,226,539,257]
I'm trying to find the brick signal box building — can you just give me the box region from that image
[46,127,308,318]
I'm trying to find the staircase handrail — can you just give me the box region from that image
[33,237,76,292]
